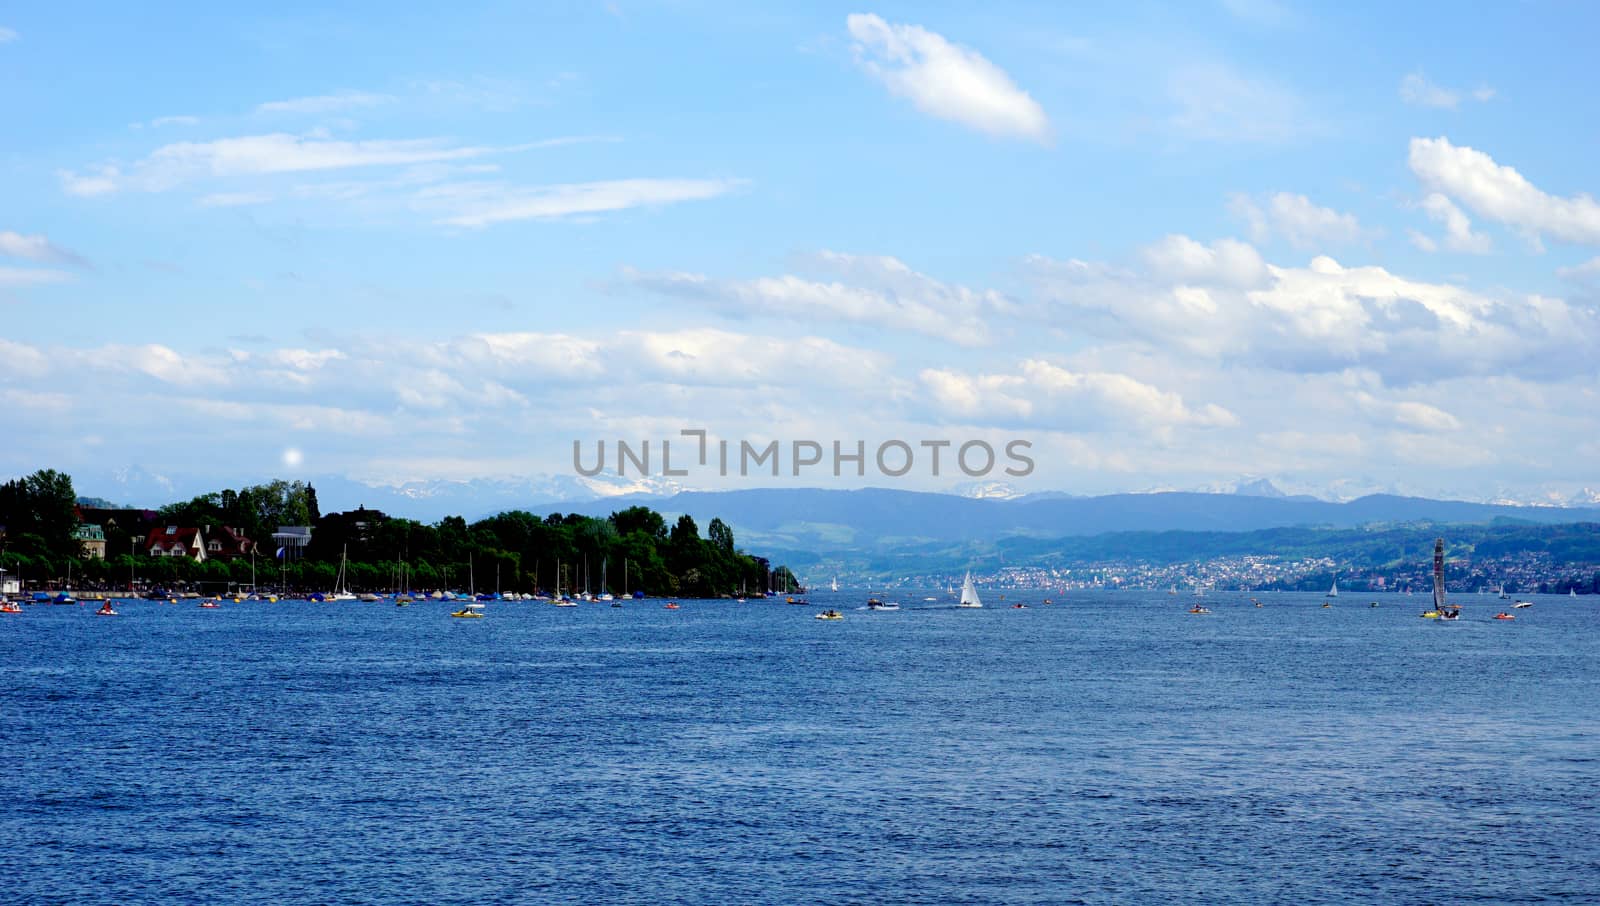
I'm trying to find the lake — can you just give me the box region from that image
[3,590,1597,904]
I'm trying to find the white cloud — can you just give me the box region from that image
[1168,62,1314,143]
[920,360,1237,431]
[0,266,74,288]
[1410,192,1492,254]
[1220,0,1290,25]
[1557,256,1600,282]
[622,250,1005,344]
[1230,192,1369,248]
[1140,234,1267,287]
[846,13,1051,143]
[0,231,89,268]
[0,26,16,43]
[256,91,396,115]
[1025,240,1600,384]
[61,133,518,195]
[133,115,201,129]
[1398,72,1495,110]
[422,177,741,227]
[1409,136,1600,246]
[198,191,275,208]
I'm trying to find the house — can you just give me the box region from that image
[144,526,207,560]
[271,525,312,561]
[72,524,107,559]
[201,525,254,560]
[1,568,18,595]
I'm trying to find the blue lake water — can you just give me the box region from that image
[3,591,1598,904]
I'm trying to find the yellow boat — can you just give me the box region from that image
[450,606,485,619]
[1421,610,1440,619]
[814,609,843,620]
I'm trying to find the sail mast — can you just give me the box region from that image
[1433,538,1446,612]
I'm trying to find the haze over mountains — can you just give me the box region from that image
[67,466,1600,573]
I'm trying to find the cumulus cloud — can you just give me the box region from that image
[1230,192,1370,248]
[1409,136,1600,246]
[1140,234,1268,288]
[846,13,1051,143]
[1408,192,1491,254]
[920,360,1237,431]
[1026,238,1600,384]
[621,251,1006,345]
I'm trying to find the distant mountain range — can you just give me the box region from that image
[67,468,1600,564]
[531,487,1600,557]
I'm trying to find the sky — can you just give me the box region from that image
[2,1,1599,506]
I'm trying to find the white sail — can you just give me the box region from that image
[958,572,983,608]
[1327,579,1338,598]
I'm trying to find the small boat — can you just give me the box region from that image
[1513,601,1533,609]
[610,600,622,608]
[1572,589,1579,598]
[1321,602,1331,608]
[450,603,485,619]
[814,609,843,621]
[0,600,22,614]
[788,598,810,606]
[866,598,900,611]
[1370,601,1379,607]
[664,602,680,610]
[199,600,220,609]
[552,597,578,608]
[1188,605,1212,615]
[1498,586,1510,600]
[95,603,119,616]
[1327,580,1339,598]
[1011,603,1028,609]
[1494,612,1515,620]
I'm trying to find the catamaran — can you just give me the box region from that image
[957,572,983,608]
[1423,538,1460,620]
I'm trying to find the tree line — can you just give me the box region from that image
[0,469,798,596]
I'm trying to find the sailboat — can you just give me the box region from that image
[1498,585,1510,600]
[831,577,839,593]
[598,558,614,602]
[1422,538,1459,620]
[330,546,358,601]
[957,572,983,608]
[1571,588,1578,598]
[553,560,577,607]
[1326,579,1339,598]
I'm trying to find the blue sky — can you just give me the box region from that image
[3,1,1599,506]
